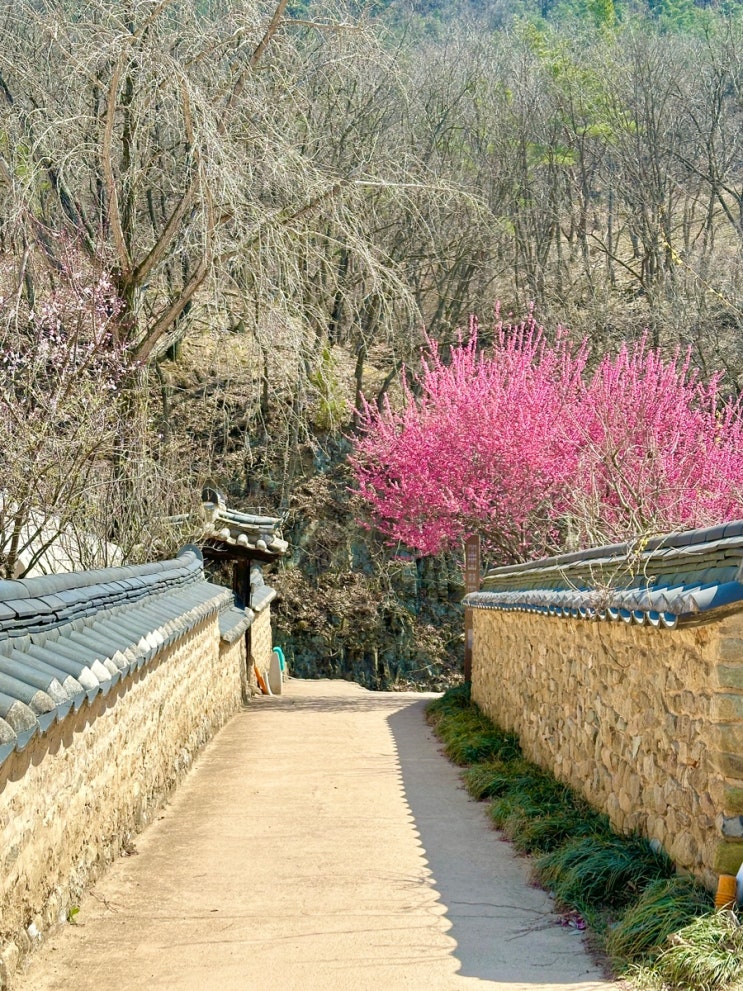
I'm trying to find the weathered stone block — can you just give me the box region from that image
[713,840,743,875]
[0,942,19,991]
[713,724,743,753]
[721,814,743,838]
[714,752,743,778]
[670,831,699,868]
[717,638,743,663]
[722,785,743,813]
[713,694,743,723]
[699,791,716,817]
[717,665,743,690]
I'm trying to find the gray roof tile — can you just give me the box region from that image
[0,673,56,714]
[0,580,28,600]
[0,549,247,766]
[0,603,17,623]
[469,520,743,627]
[0,694,37,732]
[0,716,15,745]
[219,607,254,644]
[201,498,288,560]
[251,585,277,613]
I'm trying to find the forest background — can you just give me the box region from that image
[0,0,741,688]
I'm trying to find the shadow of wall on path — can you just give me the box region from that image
[386,700,610,987]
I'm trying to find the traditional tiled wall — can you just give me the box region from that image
[0,616,246,988]
[472,606,743,886]
[250,606,274,683]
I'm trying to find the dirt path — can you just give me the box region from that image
[13,680,616,991]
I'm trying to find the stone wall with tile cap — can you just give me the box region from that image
[0,615,247,988]
[471,605,743,888]
[0,551,259,989]
[248,599,276,691]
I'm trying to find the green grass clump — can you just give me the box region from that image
[645,910,743,991]
[463,758,534,800]
[534,834,675,913]
[425,683,472,722]
[489,770,572,828]
[489,773,612,854]
[606,876,713,964]
[508,806,612,855]
[445,725,521,766]
[427,689,521,766]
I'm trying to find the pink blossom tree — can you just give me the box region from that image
[573,338,743,548]
[352,315,743,563]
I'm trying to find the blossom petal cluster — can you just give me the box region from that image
[352,316,743,562]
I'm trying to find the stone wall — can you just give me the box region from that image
[472,606,743,886]
[250,606,274,680]
[0,615,246,987]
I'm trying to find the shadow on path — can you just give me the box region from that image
[10,680,613,991]
[265,687,419,714]
[387,698,608,986]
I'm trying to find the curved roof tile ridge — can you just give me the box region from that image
[0,551,205,639]
[219,606,255,644]
[465,519,743,628]
[0,548,240,767]
[201,494,289,559]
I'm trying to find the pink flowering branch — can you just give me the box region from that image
[351,315,743,564]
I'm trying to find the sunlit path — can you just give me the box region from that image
[14,680,615,991]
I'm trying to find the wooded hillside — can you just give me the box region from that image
[1,0,741,686]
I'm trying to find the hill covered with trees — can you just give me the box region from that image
[1,0,741,686]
